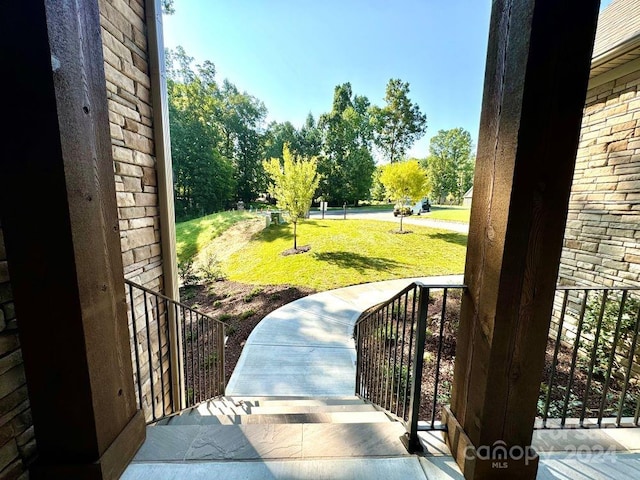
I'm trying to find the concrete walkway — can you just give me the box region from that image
[225,275,464,397]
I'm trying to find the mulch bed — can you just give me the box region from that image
[181,281,315,385]
[281,245,311,256]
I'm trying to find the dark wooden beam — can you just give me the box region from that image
[0,1,144,478]
[448,0,600,478]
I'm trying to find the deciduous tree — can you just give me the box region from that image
[318,83,375,205]
[426,128,474,204]
[371,79,427,163]
[263,144,320,251]
[380,159,429,232]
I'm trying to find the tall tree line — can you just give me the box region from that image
[167,47,430,218]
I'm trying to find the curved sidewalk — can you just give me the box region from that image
[225,275,464,397]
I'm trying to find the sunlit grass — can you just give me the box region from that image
[425,205,470,223]
[223,219,467,291]
[175,211,255,263]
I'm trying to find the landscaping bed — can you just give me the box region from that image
[181,280,315,382]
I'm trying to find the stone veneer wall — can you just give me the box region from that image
[99,0,172,421]
[0,226,34,480]
[552,66,640,346]
[559,68,640,289]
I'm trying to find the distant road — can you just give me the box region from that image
[308,209,469,234]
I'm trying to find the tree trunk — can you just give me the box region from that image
[399,214,403,232]
[293,221,297,250]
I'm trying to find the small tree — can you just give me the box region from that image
[380,159,429,232]
[263,144,320,251]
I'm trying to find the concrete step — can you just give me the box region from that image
[257,397,366,407]
[250,403,378,415]
[164,410,392,426]
[135,422,411,462]
[155,396,373,423]
[123,457,430,480]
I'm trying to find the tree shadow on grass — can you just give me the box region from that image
[426,232,468,247]
[312,251,405,274]
[254,224,293,243]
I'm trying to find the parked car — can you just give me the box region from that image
[393,198,431,217]
[393,204,412,217]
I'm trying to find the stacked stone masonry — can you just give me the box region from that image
[0,226,36,480]
[553,66,640,378]
[559,68,640,290]
[99,0,172,423]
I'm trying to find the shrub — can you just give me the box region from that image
[197,250,225,282]
[178,259,198,286]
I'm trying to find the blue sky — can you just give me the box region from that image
[163,0,613,161]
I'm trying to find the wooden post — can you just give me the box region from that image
[446,1,600,479]
[0,1,144,478]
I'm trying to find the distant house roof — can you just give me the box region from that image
[591,0,640,76]
[463,187,473,198]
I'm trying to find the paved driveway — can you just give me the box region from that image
[308,209,469,234]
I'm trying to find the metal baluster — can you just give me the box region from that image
[561,289,589,427]
[432,288,448,429]
[155,295,166,416]
[403,287,418,422]
[616,301,640,426]
[164,298,175,414]
[142,291,156,421]
[218,320,226,395]
[542,290,568,427]
[404,286,429,452]
[598,291,627,426]
[580,290,609,426]
[396,289,410,418]
[128,283,143,410]
[383,298,395,409]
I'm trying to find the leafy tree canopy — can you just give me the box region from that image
[263,144,321,250]
[380,159,429,231]
[426,128,475,204]
[371,79,428,163]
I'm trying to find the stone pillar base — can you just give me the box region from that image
[442,406,539,480]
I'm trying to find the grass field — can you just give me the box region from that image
[175,211,255,263]
[223,219,467,291]
[425,205,470,223]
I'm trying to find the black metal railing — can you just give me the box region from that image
[354,282,465,452]
[125,279,225,423]
[538,286,640,429]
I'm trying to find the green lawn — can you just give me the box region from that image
[176,211,255,263]
[424,205,470,223]
[223,219,467,291]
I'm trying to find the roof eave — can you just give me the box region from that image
[591,32,640,71]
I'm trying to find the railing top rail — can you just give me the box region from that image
[414,282,467,289]
[556,285,640,292]
[124,278,224,326]
[354,281,467,326]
